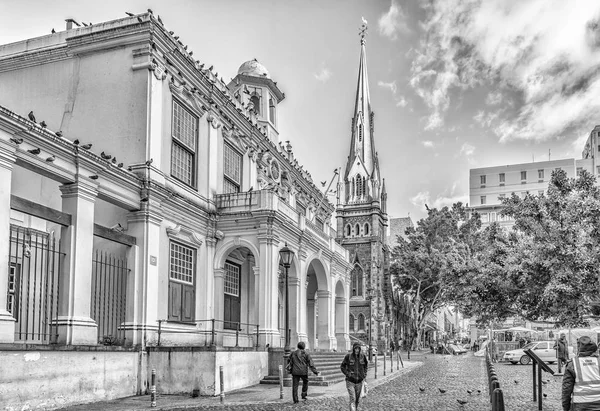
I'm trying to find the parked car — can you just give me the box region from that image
[448,343,468,355]
[502,341,575,365]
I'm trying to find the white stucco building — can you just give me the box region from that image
[0,13,354,409]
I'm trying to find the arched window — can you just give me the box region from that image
[358,314,365,331]
[349,314,355,332]
[351,178,355,197]
[355,224,361,237]
[351,266,363,297]
[269,97,276,125]
[250,95,260,115]
[362,176,367,196]
[364,223,370,235]
[345,224,351,237]
[356,174,362,198]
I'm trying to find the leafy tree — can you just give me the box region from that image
[390,203,480,349]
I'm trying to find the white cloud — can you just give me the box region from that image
[410,183,468,210]
[460,142,475,157]
[422,140,435,148]
[314,67,332,83]
[378,0,409,40]
[410,0,600,143]
[473,110,500,128]
[485,90,503,105]
[378,80,409,108]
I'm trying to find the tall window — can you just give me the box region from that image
[223,143,242,193]
[224,261,241,330]
[499,173,505,183]
[349,314,355,332]
[358,314,365,331]
[538,169,544,179]
[351,266,363,297]
[345,224,351,237]
[480,175,486,185]
[480,196,486,205]
[359,124,363,142]
[356,174,362,197]
[355,224,361,237]
[168,242,196,322]
[521,171,527,180]
[171,101,198,187]
[364,223,370,235]
[269,96,276,125]
[250,95,261,115]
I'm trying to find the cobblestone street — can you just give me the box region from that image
[494,360,563,411]
[170,353,491,411]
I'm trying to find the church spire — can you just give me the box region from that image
[343,18,381,201]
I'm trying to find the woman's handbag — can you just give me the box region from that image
[360,380,368,398]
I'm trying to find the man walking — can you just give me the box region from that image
[288,341,320,403]
[554,333,570,370]
[341,342,369,411]
[562,336,600,410]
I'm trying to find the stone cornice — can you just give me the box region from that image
[165,223,204,247]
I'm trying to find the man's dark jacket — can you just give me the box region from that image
[554,337,569,360]
[562,339,600,411]
[341,344,369,383]
[288,348,318,376]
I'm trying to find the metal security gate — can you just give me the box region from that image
[8,225,63,344]
[91,251,129,345]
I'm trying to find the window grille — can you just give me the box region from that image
[224,143,242,193]
[169,242,194,284]
[224,262,240,296]
[171,101,197,186]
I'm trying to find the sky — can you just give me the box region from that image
[2,0,600,221]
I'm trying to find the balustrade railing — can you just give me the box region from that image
[156,319,260,348]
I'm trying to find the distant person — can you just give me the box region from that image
[390,340,395,353]
[562,336,600,411]
[492,340,500,363]
[287,342,320,403]
[341,342,369,411]
[554,333,569,370]
[519,337,525,348]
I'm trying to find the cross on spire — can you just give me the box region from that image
[359,17,368,44]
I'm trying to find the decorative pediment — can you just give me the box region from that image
[166,224,204,247]
[169,82,207,117]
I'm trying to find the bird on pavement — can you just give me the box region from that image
[514,380,519,384]
[80,143,92,150]
[28,111,36,123]
[543,393,547,398]
[9,137,23,145]
[27,148,41,155]
[457,399,468,405]
[541,380,548,385]
[46,155,55,162]
[419,387,425,392]
[477,390,481,394]
[466,389,473,395]
[438,388,447,394]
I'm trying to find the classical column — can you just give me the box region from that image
[213,268,224,346]
[0,141,16,343]
[335,296,350,351]
[124,201,163,346]
[306,298,315,350]
[57,180,99,345]
[296,251,308,343]
[256,234,279,347]
[288,276,300,348]
[252,266,260,332]
[317,289,335,350]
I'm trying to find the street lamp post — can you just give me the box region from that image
[279,244,295,380]
[366,286,374,361]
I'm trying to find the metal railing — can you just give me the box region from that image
[8,225,63,344]
[156,319,260,348]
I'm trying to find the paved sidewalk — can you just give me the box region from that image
[59,353,421,410]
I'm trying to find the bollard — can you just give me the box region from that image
[150,368,156,407]
[375,352,378,379]
[383,349,386,376]
[490,380,499,403]
[492,388,506,411]
[489,376,498,401]
[220,366,225,403]
[279,365,284,400]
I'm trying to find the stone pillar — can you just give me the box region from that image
[125,201,163,346]
[213,268,224,346]
[256,234,279,347]
[288,276,300,348]
[57,180,99,345]
[0,141,16,343]
[200,237,217,323]
[336,296,350,351]
[296,252,308,344]
[306,298,315,350]
[317,290,335,350]
[125,244,140,346]
[253,265,260,339]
